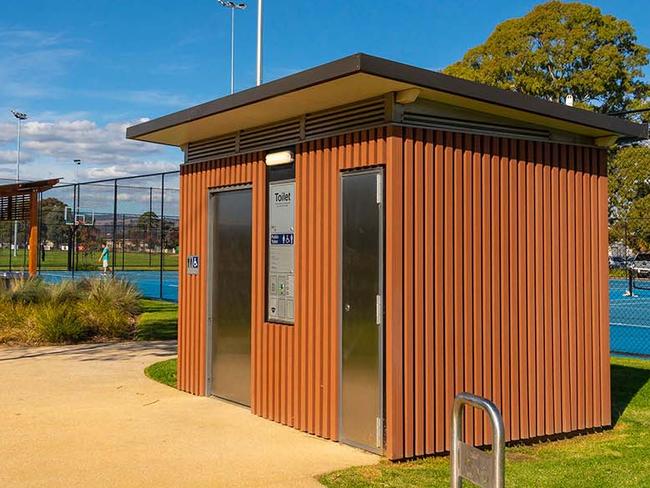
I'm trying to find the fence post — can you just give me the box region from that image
[160,173,165,300]
[121,213,126,271]
[37,191,42,273]
[628,266,634,297]
[112,180,118,278]
[450,393,505,488]
[71,184,77,279]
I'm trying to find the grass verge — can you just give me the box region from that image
[145,357,177,388]
[136,299,178,340]
[320,356,650,488]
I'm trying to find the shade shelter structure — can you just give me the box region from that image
[0,179,59,277]
[127,54,647,459]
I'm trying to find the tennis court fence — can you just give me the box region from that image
[610,217,650,357]
[2,174,650,353]
[0,171,180,301]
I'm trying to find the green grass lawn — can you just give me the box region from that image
[320,356,650,488]
[0,248,178,271]
[136,299,178,340]
[145,357,177,388]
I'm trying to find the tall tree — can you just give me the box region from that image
[40,197,67,247]
[608,144,650,250]
[444,1,649,114]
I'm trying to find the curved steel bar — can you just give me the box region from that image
[450,392,505,488]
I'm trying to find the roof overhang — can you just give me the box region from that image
[0,178,60,197]
[126,53,648,147]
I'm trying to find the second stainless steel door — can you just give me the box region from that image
[210,187,252,406]
[341,169,383,453]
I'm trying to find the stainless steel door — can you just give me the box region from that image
[210,187,252,406]
[341,169,383,453]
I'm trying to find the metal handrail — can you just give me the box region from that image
[450,392,505,488]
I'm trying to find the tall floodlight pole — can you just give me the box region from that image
[11,110,27,181]
[74,159,81,183]
[257,0,263,85]
[11,110,28,258]
[217,0,247,95]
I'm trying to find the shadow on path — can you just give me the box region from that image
[0,340,177,362]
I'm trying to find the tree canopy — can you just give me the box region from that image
[609,145,650,250]
[444,1,649,114]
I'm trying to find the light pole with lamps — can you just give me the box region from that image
[217,0,247,95]
[256,0,262,86]
[10,110,27,181]
[73,159,81,183]
[10,110,28,258]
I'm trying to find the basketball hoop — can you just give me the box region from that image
[64,206,95,227]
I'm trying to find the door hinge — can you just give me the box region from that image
[376,173,382,205]
[376,417,383,448]
[376,294,382,325]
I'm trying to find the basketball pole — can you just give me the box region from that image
[28,190,38,277]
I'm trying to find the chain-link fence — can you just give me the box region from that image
[610,218,650,357]
[34,171,180,301]
[2,173,650,348]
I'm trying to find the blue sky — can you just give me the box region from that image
[0,0,648,182]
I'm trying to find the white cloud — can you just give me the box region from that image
[85,161,180,180]
[0,118,162,163]
[0,150,16,166]
[0,117,181,182]
[0,27,186,182]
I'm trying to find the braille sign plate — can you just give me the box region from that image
[187,255,199,275]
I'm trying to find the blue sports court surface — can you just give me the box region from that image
[40,270,179,302]
[610,278,650,357]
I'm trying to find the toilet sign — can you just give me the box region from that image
[267,180,295,324]
[187,255,199,275]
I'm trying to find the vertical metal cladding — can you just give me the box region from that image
[388,127,610,459]
[178,130,387,442]
[178,125,610,461]
[178,154,259,396]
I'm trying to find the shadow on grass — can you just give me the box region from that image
[136,299,178,341]
[136,317,178,340]
[611,361,650,425]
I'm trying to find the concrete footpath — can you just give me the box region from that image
[0,341,376,487]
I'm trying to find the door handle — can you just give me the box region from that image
[344,304,351,312]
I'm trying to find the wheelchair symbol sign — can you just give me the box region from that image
[187,255,200,275]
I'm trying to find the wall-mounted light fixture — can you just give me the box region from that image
[265,150,294,166]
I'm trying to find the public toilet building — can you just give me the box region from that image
[127,54,647,459]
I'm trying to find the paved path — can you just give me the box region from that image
[0,341,377,487]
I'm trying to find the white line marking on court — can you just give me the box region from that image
[610,322,650,330]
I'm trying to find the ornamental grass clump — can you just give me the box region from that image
[0,277,142,345]
[79,279,141,338]
[7,278,51,305]
[34,303,89,344]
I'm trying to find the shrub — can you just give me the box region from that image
[9,278,50,305]
[49,280,85,305]
[78,279,142,339]
[34,304,89,343]
[84,278,141,316]
[0,303,32,344]
[0,277,144,345]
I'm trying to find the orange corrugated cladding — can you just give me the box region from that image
[178,126,610,460]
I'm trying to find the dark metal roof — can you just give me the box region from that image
[126,53,648,141]
[0,178,60,197]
